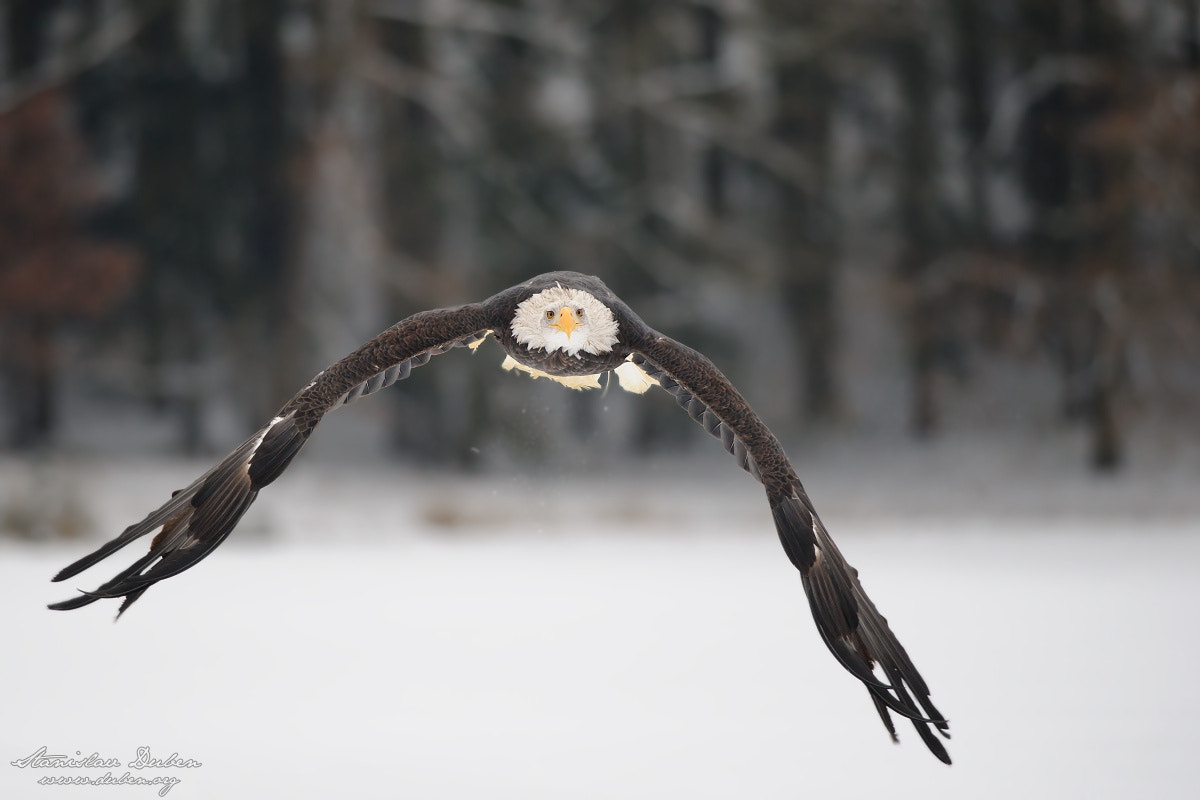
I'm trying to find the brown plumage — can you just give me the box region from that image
[50,271,950,763]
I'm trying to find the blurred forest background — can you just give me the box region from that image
[1,0,1199,475]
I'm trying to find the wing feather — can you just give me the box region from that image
[629,353,762,480]
[50,307,492,616]
[630,333,951,763]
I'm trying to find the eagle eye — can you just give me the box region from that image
[574,307,584,319]
[545,309,556,321]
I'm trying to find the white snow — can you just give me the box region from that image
[3,446,1199,799]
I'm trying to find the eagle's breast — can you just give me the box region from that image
[499,337,629,376]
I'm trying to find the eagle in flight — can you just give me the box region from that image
[51,271,951,763]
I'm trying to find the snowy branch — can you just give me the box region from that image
[369,0,587,58]
[0,4,163,118]
[986,56,1103,159]
[637,98,816,193]
[358,46,484,148]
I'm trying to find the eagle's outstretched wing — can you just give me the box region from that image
[50,271,949,763]
[50,305,492,616]
[629,333,952,764]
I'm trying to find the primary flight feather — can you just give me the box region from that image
[50,271,951,763]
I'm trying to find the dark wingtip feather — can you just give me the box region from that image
[773,491,952,762]
[47,592,101,611]
[49,428,275,615]
[912,716,953,764]
[51,475,210,584]
[115,587,150,619]
[52,535,139,582]
[870,692,899,743]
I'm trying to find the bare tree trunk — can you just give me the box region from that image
[895,29,942,436]
[281,2,386,406]
[1185,0,1200,68]
[773,44,838,423]
[9,316,56,449]
[950,0,993,237]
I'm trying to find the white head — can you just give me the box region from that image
[511,285,619,357]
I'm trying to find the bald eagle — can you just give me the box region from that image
[50,272,951,763]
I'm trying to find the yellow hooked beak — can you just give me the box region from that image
[550,306,579,337]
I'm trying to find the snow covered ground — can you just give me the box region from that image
[3,441,1199,799]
